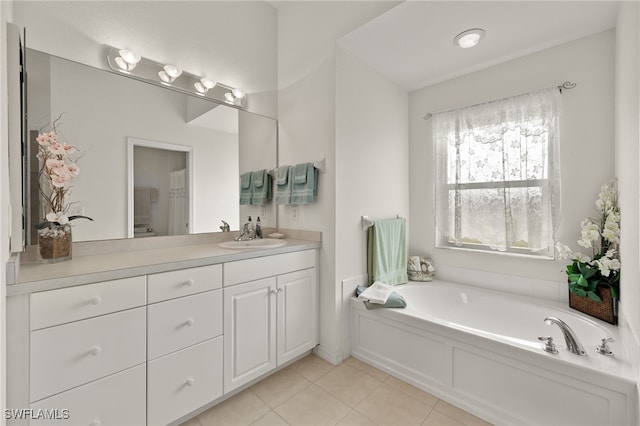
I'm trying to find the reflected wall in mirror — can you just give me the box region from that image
[25,48,277,244]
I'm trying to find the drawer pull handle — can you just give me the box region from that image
[277,288,283,293]
[183,279,194,287]
[270,289,277,295]
[90,296,102,305]
[185,318,195,327]
[185,378,195,387]
[90,346,102,356]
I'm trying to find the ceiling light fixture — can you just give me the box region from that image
[453,28,485,49]
[194,77,217,95]
[114,49,141,72]
[158,65,183,84]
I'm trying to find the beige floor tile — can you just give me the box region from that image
[180,417,203,426]
[316,364,382,408]
[251,411,290,426]
[275,383,351,426]
[336,410,377,426]
[354,383,432,426]
[384,376,438,407]
[422,410,464,426]
[290,354,335,382]
[251,367,311,408]
[433,401,492,426]
[343,357,388,381]
[198,389,271,426]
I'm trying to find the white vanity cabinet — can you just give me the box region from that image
[147,265,224,426]
[7,242,320,426]
[27,276,147,425]
[223,250,318,393]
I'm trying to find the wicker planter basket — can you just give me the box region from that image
[569,285,618,325]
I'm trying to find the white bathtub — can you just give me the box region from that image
[350,280,637,426]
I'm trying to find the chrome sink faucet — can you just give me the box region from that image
[544,317,586,356]
[234,221,254,241]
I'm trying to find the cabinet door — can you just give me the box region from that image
[277,268,318,365]
[224,277,276,393]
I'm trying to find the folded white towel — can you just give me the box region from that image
[357,281,395,305]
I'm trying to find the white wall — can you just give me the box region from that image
[615,1,640,380]
[409,30,615,301]
[1,1,15,420]
[276,1,400,363]
[335,46,409,357]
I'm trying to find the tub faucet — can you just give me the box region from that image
[544,317,586,356]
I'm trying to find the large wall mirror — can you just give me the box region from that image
[22,48,277,245]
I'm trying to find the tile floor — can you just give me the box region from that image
[181,354,493,426]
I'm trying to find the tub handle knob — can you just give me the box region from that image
[538,336,558,354]
[596,337,615,356]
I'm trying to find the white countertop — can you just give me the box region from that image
[8,238,321,296]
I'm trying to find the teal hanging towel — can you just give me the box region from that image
[367,218,408,285]
[239,172,253,205]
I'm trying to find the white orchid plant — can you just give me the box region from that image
[556,180,620,301]
[35,116,92,231]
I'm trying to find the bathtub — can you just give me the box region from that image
[350,280,637,426]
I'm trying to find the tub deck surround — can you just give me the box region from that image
[351,281,637,426]
[7,230,321,296]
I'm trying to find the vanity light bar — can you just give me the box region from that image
[106,47,247,108]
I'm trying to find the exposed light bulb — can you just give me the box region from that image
[224,92,236,104]
[158,65,182,84]
[164,65,182,79]
[201,78,216,89]
[195,77,217,94]
[115,49,141,71]
[231,88,246,99]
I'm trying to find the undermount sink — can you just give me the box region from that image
[219,238,287,249]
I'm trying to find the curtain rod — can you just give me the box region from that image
[422,81,576,121]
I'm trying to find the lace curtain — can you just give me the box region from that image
[433,88,561,254]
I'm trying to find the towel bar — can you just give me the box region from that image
[268,158,326,177]
[362,214,401,230]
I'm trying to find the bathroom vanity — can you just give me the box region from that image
[6,234,320,425]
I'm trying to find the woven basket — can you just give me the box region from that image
[569,285,618,325]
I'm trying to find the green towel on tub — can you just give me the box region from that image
[367,218,408,285]
[239,172,252,205]
[356,285,406,310]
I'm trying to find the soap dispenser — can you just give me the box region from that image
[255,217,262,239]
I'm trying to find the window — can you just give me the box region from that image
[433,89,560,257]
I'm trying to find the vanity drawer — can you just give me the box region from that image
[30,276,146,331]
[30,364,146,426]
[224,249,316,286]
[148,264,222,303]
[148,336,223,426]
[30,307,146,402]
[147,290,223,360]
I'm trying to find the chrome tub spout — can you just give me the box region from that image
[544,316,586,356]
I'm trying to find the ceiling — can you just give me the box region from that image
[339,1,619,92]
